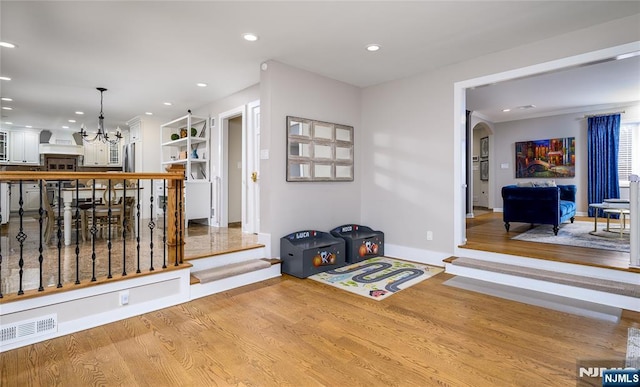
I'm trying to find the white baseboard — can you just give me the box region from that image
[384,244,447,267]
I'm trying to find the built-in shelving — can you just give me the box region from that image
[160,113,211,225]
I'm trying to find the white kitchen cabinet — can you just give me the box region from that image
[9,130,40,164]
[10,182,40,212]
[83,141,108,166]
[0,131,8,162]
[83,141,120,166]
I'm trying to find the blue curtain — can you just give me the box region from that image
[587,114,620,217]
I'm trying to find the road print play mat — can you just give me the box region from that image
[308,257,443,300]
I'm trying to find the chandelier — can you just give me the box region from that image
[79,87,122,145]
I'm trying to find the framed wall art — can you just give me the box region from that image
[286,116,354,182]
[515,137,575,178]
[480,160,489,181]
[480,136,489,159]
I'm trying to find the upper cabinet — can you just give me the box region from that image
[83,141,121,167]
[9,130,40,164]
[161,113,209,181]
[0,131,7,162]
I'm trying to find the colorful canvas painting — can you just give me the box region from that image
[515,137,575,178]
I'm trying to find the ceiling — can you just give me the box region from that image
[1,1,639,133]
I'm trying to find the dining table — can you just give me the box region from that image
[61,186,141,246]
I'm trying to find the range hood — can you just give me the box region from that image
[39,143,84,156]
[39,130,84,156]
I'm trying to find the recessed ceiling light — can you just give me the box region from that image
[0,42,16,48]
[62,125,69,129]
[196,83,208,87]
[0,76,11,81]
[75,111,84,115]
[1,97,13,102]
[68,119,76,123]
[25,125,32,128]
[366,44,381,52]
[1,107,12,110]
[502,108,511,112]
[145,112,153,115]
[163,102,172,106]
[243,33,259,42]
[4,121,12,125]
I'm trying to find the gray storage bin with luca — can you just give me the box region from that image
[280,230,346,278]
[330,224,384,263]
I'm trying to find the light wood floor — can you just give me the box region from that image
[464,212,637,272]
[1,272,638,386]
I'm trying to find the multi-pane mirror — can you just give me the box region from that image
[286,116,354,181]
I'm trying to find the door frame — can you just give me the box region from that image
[217,100,260,233]
[453,42,639,252]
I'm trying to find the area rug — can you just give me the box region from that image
[628,327,640,369]
[308,257,443,301]
[511,221,630,253]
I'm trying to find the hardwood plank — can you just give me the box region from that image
[2,263,636,385]
[464,212,637,272]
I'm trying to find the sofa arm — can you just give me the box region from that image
[558,185,577,202]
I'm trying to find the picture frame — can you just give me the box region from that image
[480,136,489,159]
[480,160,489,181]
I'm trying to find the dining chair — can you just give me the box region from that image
[40,180,86,243]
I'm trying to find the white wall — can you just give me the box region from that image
[360,14,640,255]
[491,103,640,212]
[260,61,362,256]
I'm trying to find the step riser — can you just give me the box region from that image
[446,264,640,311]
[190,265,281,300]
[188,247,266,272]
[456,247,640,284]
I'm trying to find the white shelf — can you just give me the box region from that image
[161,137,207,147]
[161,113,211,226]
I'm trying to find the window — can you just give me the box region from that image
[618,122,640,185]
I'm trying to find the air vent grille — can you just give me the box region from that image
[0,314,57,346]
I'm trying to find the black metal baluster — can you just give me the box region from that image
[122,184,127,276]
[107,179,113,279]
[74,181,80,285]
[174,183,179,266]
[90,181,97,282]
[56,183,62,288]
[162,179,167,269]
[136,180,141,274]
[37,180,44,291]
[16,181,26,295]
[148,179,155,271]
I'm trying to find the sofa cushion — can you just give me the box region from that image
[559,200,576,216]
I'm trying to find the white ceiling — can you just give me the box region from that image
[1,1,639,132]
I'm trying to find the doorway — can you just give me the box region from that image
[454,42,638,251]
[217,100,260,234]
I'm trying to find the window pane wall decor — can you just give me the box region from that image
[286,116,354,182]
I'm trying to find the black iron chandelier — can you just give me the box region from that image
[79,87,122,145]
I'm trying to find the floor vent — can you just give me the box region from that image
[0,314,57,346]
